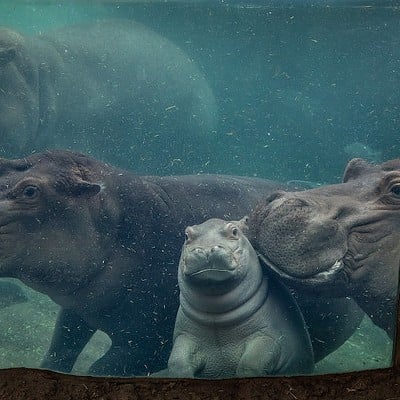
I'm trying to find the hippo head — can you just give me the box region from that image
[0,150,118,299]
[0,27,39,154]
[179,217,259,294]
[249,158,400,336]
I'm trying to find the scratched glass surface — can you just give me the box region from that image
[0,0,397,377]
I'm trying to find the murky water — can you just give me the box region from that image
[0,1,397,377]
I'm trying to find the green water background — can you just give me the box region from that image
[0,0,396,375]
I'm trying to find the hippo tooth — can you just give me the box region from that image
[314,260,344,279]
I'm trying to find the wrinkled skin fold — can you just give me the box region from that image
[249,158,400,338]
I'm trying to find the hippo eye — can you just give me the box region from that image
[22,185,40,199]
[390,184,400,197]
[226,223,240,239]
[231,226,239,237]
[184,230,193,243]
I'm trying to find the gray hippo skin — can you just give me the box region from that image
[161,218,314,378]
[249,158,400,339]
[0,21,217,171]
[0,150,361,376]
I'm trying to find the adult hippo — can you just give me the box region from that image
[0,150,362,376]
[249,158,400,339]
[0,20,217,172]
[158,218,314,378]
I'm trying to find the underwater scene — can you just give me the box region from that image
[0,0,398,378]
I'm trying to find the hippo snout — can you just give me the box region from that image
[184,245,236,267]
[250,193,348,279]
[191,245,224,256]
[180,245,238,280]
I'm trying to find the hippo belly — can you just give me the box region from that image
[172,279,314,378]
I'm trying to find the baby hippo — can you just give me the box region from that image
[159,217,314,378]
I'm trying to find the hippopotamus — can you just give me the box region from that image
[0,149,288,376]
[0,149,362,376]
[159,218,314,378]
[0,20,217,172]
[248,158,400,339]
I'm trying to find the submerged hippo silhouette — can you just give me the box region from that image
[0,20,217,171]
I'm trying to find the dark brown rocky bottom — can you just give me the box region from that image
[0,368,400,400]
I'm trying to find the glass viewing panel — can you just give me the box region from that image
[0,0,398,378]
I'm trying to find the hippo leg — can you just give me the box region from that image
[41,308,95,373]
[165,335,204,378]
[89,336,171,377]
[87,345,132,376]
[237,335,280,377]
[87,343,149,377]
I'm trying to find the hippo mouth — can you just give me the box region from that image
[258,253,346,287]
[188,267,235,277]
[183,261,238,283]
[181,245,243,279]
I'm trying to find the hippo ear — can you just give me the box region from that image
[343,158,375,183]
[69,179,102,198]
[0,47,16,66]
[236,216,249,235]
[56,176,102,198]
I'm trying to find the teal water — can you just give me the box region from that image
[0,1,399,181]
[0,1,397,376]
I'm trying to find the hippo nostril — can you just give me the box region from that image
[211,245,223,252]
[308,221,339,243]
[332,206,354,220]
[191,248,207,257]
[264,190,286,204]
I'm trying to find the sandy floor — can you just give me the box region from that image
[0,278,393,376]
